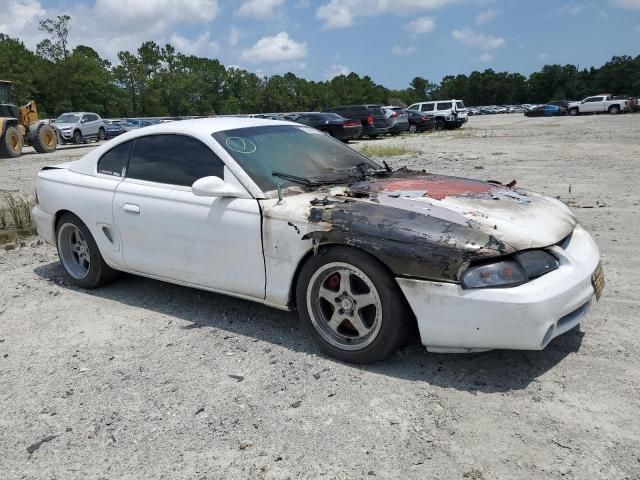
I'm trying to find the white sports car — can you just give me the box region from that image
[32,118,604,363]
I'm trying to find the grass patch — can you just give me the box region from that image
[0,193,37,246]
[358,144,419,157]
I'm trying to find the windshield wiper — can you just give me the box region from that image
[272,171,326,186]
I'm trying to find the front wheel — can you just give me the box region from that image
[0,126,23,158]
[568,108,579,116]
[97,127,106,141]
[408,124,417,133]
[435,118,445,130]
[296,246,411,363]
[56,213,119,288]
[72,130,83,144]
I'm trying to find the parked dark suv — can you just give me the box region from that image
[324,104,389,138]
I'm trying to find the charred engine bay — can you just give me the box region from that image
[303,169,516,282]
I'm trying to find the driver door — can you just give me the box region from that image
[112,133,265,299]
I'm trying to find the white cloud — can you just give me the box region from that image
[241,31,307,63]
[479,52,493,62]
[538,52,548,61]
[316,0,459,29]
[391,45,416,55]
[476,9,499,24]
[611,0,640,9]
[452,28,505,50]
[405,17,436,34]
[92,0,219,29]
[326,64,350,79]
[559,3,584,15]
[227,25,244,46]
[235,0,285,19]
[0,0,221,61]
[0,0,45,37]
[170,32,220,57]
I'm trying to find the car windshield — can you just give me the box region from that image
[56,114,80,123]
[456,101,465,109]
[213,125,382,192]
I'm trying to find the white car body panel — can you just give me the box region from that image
[112,169,264,298]
[32,117,603,354]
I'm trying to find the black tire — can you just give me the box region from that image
[408,124,417,133]
[609,105,620,115]
[368,134,378,139]
[56,213,119,288]
[0,126,23,158]
[568,108,579,116]
[97,127,106,141]
[435,118,445,130]
[72,130,83,144]
[30,124,58,154]
[296,246,411,364]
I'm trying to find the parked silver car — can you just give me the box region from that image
[54,112,106,144]
[383,106,410,134]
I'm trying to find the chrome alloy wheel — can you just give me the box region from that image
[306,262,383,351]
[58,223,91,279]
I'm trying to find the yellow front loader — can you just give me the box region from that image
[0,80,57,158]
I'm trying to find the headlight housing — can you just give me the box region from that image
[461,250,559,289]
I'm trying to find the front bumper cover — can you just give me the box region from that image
[397,225,601,352]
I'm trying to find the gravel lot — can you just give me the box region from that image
[1,114,639,479]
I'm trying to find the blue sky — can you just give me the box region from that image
[2,0,639,88]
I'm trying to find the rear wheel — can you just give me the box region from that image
[368,134,378,139]
[296,246,411,363]
[31,124,57,154]
[608,105,620,115]
[408,124,417,133]
[56,213,119,288]
[0,126,23,158]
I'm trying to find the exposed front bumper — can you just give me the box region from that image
[32,205,56,245]
[397,225,601,352]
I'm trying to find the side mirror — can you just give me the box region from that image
[192,176,246,198]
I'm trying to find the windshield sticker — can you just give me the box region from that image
[225,137,257,154]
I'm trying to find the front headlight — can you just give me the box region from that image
[461,250,559,289]
[461,261,527,289]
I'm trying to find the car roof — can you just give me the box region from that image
[66,117,299,177]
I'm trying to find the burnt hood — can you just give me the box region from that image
[345,172,577,251]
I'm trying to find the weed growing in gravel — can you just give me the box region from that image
[0,194,37,245]
[5,194,33,230]
[359,145,419,157]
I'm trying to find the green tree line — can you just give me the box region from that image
[1,15,639,118]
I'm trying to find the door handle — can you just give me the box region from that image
[123,203,140,214]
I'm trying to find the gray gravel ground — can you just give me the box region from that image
[1,114,639,479]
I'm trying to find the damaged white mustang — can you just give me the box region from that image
[32,118,605,363]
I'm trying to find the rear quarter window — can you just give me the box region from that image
[436,102,453,110]
[368,107,384,116]
[421,104,434,112]
[97,141,133,177]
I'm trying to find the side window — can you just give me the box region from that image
[436,102,452,110]
[127,134,225,187]
[422,104,434,112]
[98,140,133,177]
[585,97,601,103]
[296,116,313,125]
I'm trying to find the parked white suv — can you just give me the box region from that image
[54,112,107,144]
[567,95,629,116]
[407,99,468,129]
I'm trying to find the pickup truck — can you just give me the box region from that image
[567,95,629,116]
